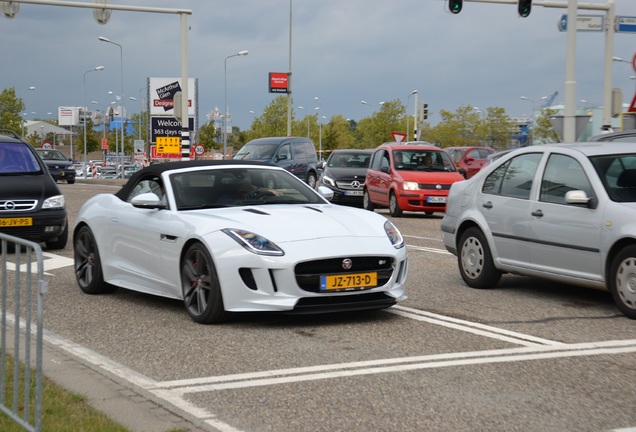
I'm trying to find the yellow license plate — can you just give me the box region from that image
[320,272,378,291]
[0,217,33,227]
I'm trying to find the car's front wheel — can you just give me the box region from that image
[458,227,501,288]
[74,225,116,294]
[307,172,317,189]
[363,189,375,211]
[389,191,402,217]
[181,242,228,324]
[609,245,636,319]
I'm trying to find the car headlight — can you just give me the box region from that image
[402,181,419,191]
[42,194,65,209]
[384,220,404,249]
[222,228,285,256]
[321,175,336,187]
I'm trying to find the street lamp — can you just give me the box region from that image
[406,90,417,141]
[520,95,547,145]
[21,86,36,138]
[223,49,248,160]
[83,66,105,165]
[99,36,124,169]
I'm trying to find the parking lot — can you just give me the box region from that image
[4,180,636,432]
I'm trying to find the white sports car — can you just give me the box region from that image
[74,161,408,324]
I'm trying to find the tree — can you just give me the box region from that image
[0,87,25,135]
[246,96,289,140]
[533,108,560,144]
[198,120,219,152]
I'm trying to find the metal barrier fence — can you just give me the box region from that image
[0,233,46,432]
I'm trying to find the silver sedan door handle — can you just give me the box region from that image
[531,210,544,218]
[482,201,493,209]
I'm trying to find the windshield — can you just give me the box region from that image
[590,153,636,202]
[392,149,456,172]
[327,152,371,168]
[169,167,327,210]
[233,143,279,161]
[36,149,67,161]
[0,143,43,174]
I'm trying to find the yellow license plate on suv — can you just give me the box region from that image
[0,217,33,227]
[320,272,378,291]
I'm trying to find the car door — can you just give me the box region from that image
[479,152,542,267]
[365,149,391,206]
[528,152,604,281]
[274,143,296,177]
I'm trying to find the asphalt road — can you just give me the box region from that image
[13,180,636,432]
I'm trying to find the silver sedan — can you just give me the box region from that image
[441,142,636,319]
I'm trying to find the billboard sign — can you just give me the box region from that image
[58,106,80,126]
[149,77,197,116]
[151,116,194,142]
[269,72,289,93]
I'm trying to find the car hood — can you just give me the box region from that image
[188,204,388,243]
[0,174,61,200]
[324,167,368,178]
[399,170,465,184]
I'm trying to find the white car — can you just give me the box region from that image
[73,161,408,324]
[441,142,636,319]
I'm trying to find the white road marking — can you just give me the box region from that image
[4,252,74,275]
[407,245,452,254]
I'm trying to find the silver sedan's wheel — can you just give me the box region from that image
[181,242,228,324]
[609,245,636,319]
[458,227,501,289]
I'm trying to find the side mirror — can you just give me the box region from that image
[317,185,334,201]
[131,192,165,209]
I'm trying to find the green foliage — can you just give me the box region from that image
[534,108,561,144]
[198,120,219,151]
[420,105,515,150]
[0,87,25,135]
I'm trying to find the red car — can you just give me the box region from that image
[444,146,495,179]
[363,143,465,216]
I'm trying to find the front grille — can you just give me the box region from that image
[0,225,45,239]
[418,183,452,190]
[408,200,446,207]
[295,256,394,293]
[0,200,37,212]
[335,179,365,190]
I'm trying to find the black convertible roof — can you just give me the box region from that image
[114,160,274,200]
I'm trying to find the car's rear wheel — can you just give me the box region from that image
[181,242,228,324]
[609,245,636,319]
[363,189,375,211]
[389,191,402,217]
[458,227,501,288]
[74,225,116,294]
[46,222,68,250]
[68,180,75,184]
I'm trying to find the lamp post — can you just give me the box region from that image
[83,66,104,166]
[99,36,124,169]
[223,50,248,160]
[406,90,417,141]
[520,95,547,146]
[21,86,36,138]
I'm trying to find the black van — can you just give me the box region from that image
[233,137,319,188]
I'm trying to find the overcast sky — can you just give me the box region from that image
[2,0,636,133]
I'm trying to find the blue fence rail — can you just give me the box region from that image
[0,234,46,432]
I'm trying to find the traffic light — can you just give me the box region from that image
[448,0,462,14]
[518,0,531,18]
[423,103,429,120]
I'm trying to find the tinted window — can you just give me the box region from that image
[483,153,541,199]
[0,142,42,174]
[540,154,593,204]
[591,154,636,202]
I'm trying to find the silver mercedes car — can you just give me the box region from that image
[441,142,636,319]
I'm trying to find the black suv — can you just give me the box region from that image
[233,137,319,188]
[34,148,76,184]
[0,130,68,249]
